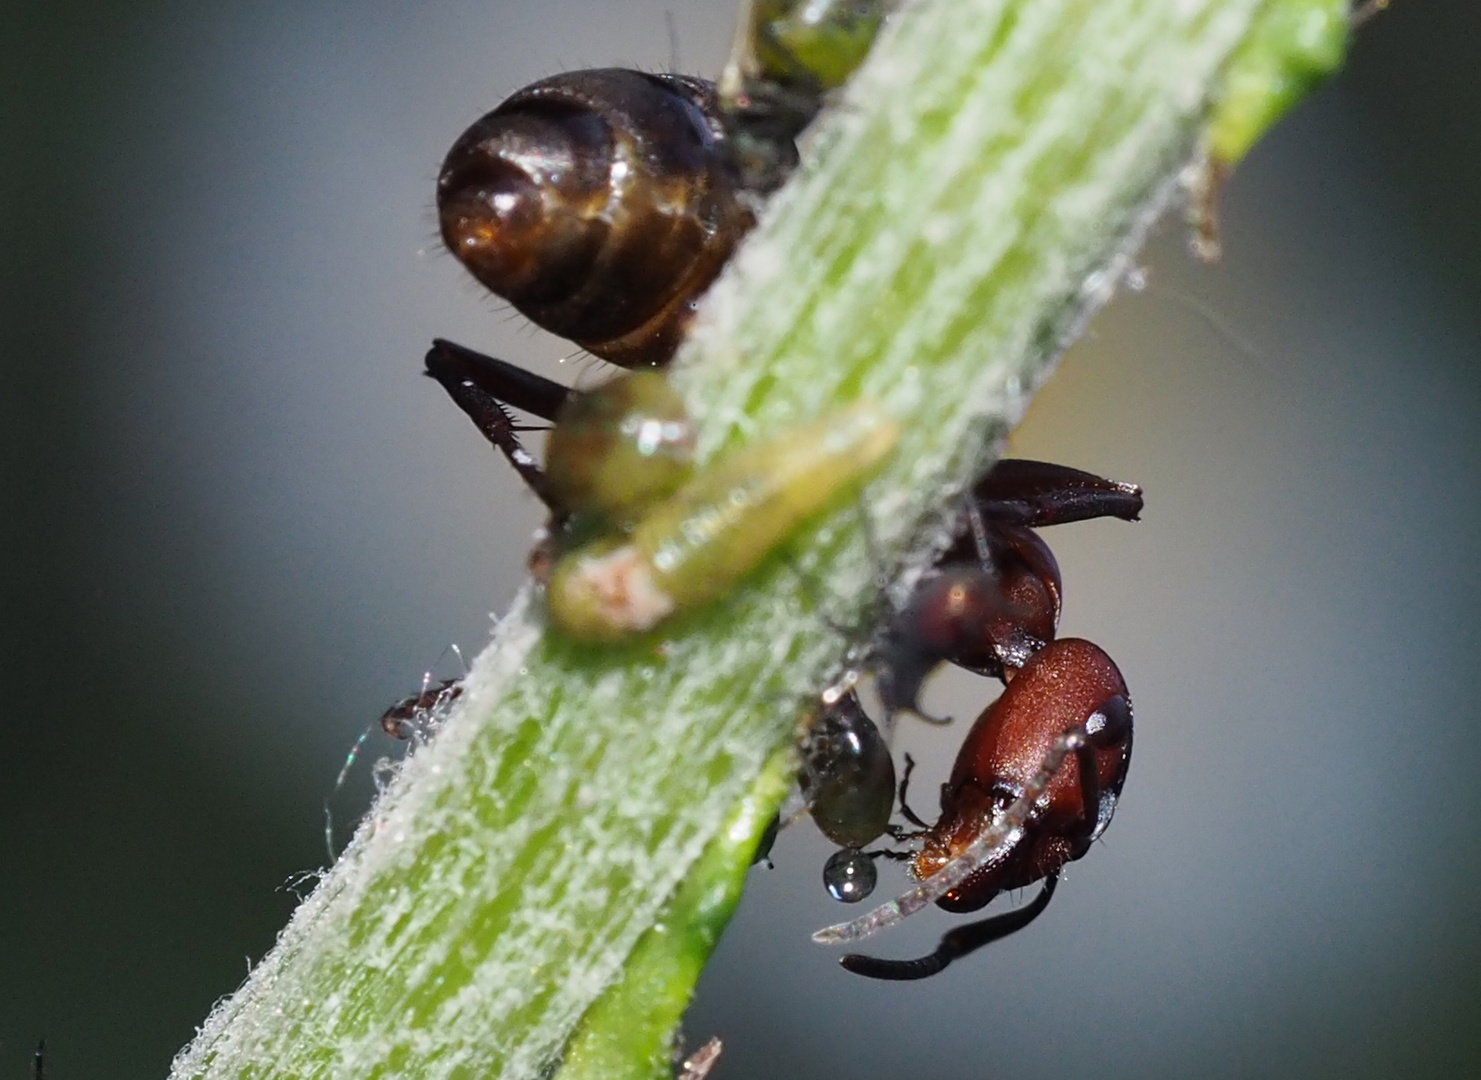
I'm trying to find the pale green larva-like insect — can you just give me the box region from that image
[543,371,696,521]
[548,401,900,642]
[1192,0,1350,257]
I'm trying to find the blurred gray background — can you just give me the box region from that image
[4,1,1478,1077]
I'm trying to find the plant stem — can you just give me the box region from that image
[170,1,1299,1077]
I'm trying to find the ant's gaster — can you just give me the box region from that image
[437,69,754,369]
[877,460,1142,720]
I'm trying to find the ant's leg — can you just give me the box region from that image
[424,341,563,509]
[426,338,571,421]
[839,873,1059,980]
[891,753,933,831]
[863,847,915,862]
[972,459,1143,527]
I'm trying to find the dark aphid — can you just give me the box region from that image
[800,689,896,849]
[379,677,464,740]
[817,638,1133,979]
[717,0,892,193]
[542,370,695,521]
[438,68,754,368]
[877,459,1142,719]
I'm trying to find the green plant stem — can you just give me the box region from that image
[170,2,1294,1077]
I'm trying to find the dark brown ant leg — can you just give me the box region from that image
[424,341,568,509]
[893,753,932,830]
[839,873,1059,980]
[973,459,1144,527]
[863,847,915,862]
[876,650,954,726]
[425,339,572,422]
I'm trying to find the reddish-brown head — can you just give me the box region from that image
[913,638,1132,911]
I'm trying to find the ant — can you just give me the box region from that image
[415,16,1141,967]
[829,637,1132,979]
[798,460,1141,926]
[435,2,890,378]
[435,68,753,374]
[801,458,1139,977]
[427,0,897,505]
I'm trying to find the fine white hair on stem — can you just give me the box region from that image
[811,726,1088,946]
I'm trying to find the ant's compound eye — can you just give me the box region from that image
[544,372,696,520]
[823,848,877,903]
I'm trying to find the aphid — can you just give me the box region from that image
[437,68,754,368]
[800,688,896,850]
[817,637,1133,979]
[547,401,899,641]
[325,659,467,859]
[379,677,464,740]
[717,0,892,193]
[542,370,695,522]
[877,460,1143,719]
[425,345,692,535]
